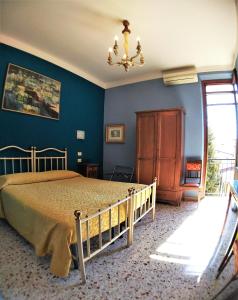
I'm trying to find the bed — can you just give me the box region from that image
[0,146,157,283]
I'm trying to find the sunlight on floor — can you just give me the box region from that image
[150,196,228,282]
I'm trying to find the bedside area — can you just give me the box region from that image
[77,163,99,178]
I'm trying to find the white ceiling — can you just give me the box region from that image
[0,0,237,88]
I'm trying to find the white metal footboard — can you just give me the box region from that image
[74,178,157,283]
[133,177,157,225]
[74,189,133,283]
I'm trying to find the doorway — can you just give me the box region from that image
[202,80,237,195]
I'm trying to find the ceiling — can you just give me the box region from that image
[0,0,237,89]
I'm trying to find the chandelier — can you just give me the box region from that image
[107,20,144,72]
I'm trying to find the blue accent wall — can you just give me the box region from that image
[0,44,105,171]
[103,72,231,173]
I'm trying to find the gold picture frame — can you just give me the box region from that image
[106,124,125,143]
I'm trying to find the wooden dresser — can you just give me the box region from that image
[136,108,184,205]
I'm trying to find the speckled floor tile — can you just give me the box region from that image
[0,197,237,300]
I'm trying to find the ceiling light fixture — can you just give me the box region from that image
[107,20,144,72]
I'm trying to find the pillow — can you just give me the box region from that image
[0,170,81,189]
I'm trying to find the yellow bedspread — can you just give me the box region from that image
[0,171,147,277]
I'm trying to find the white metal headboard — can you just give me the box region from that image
[0,146,68,175]
[0,145,34,175]
[34,147,67,172]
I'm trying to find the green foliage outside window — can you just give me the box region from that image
[206,129,220,193]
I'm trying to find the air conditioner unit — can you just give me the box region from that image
[162,66,198,86]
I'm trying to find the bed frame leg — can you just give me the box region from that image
[119,222,125,238]
[70,244,79,269]
[127,188,135,247]
[152,178,157,221]
[74,210,86,284]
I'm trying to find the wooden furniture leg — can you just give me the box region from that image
[217,222,238,278]
[216,250,234,279]
[212,274,238,300]
[220,191,232,238]
[213,181,238,298]
[234,239,238,273]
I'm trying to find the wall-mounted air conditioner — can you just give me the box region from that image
[162,66,198,86]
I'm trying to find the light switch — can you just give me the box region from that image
[77,152,82,156]
[77,158,82,163]
[77,130,85,140]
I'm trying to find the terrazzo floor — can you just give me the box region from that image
[0,196,238,300]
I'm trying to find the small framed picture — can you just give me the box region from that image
[106,124,125,143]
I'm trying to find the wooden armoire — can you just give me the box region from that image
[136,108,184,205]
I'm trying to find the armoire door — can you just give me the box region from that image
[157,111,177,190]
[156,110,180,190]
[136,112,157,184]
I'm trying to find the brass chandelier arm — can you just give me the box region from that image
[130,51,141,62]
[130,41,142,61]
[108,57,144,72]
[113,41,119,56]
[107,60,123,66]
[133,61,144,66]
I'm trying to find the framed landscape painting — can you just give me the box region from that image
[106,124,125,143]
[2,64,61,120]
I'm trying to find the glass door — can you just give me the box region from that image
[203,81,237,195]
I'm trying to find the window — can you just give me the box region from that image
[202,80,237,195]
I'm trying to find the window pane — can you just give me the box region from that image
[206,84,233,92]
[207,105,236,159]
[207,93,235,105]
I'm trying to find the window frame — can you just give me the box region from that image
[201,79,235,193]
